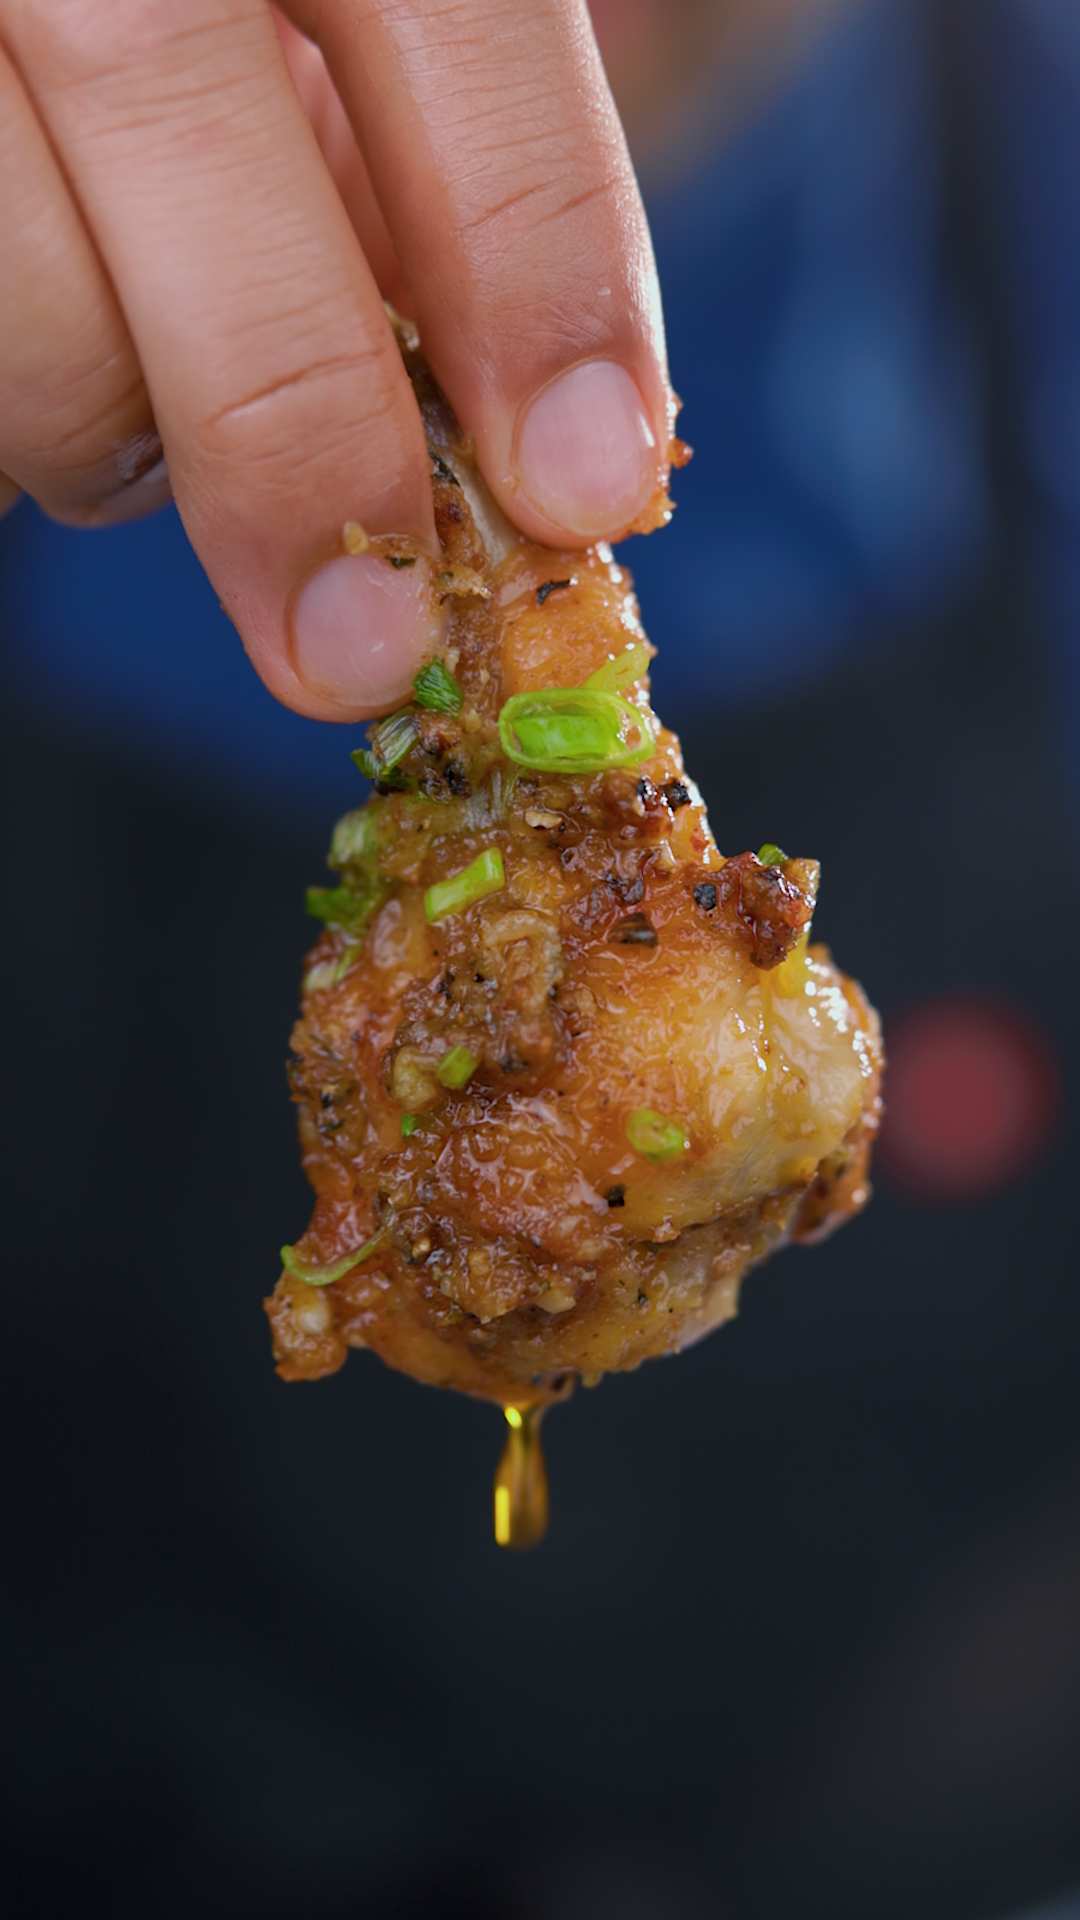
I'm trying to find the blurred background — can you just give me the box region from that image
[2,0,1079,1914]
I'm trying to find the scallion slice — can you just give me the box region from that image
[370,708,417,771]
[302,943,364,994]
[436,1045,478,1089]
[329,807,379,870]
[413,659,463,713]
[424,847,505,922]
[497,687,654,774]
[280,1231,384,1287]
[756,842,788,867]
[400,1114,419,1138]
[583,642,651,695]
[626,1107,688,1162]
[351,707,418,786]
[302,959,338,995]
[305,876,387,938]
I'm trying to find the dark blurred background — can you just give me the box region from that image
[2,1,1079,1915]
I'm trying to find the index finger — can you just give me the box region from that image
[281,0,676,546]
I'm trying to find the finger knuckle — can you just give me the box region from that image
[196,349,395,466]
[2,367,154,509]
[14,0,265,101]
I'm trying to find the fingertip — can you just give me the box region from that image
[288,547,447,716]
[512,359,663,544]
[295,0,674,548]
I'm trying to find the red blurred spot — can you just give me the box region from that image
[879,998,1061,1202]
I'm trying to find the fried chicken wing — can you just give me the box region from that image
[266,327,883,1535]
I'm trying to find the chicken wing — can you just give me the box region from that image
[266,326,883,1535]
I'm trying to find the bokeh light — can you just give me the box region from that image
[878,998,1062,1202]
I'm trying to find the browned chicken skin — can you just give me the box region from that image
[266,327,883,1427]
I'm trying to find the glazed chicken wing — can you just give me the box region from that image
[266,327,883,1535]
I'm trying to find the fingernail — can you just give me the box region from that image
[291,551,443,710]
[516,361,658,539]
[88,456,172,527]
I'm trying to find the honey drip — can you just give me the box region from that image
[493,1406,549,1549]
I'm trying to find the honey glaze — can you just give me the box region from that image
[494,1406,549,1549]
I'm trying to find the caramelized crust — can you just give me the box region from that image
[266,332,883,1408]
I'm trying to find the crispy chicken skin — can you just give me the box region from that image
[266,329,883,1411]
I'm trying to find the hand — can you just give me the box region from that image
[0,0,674,718]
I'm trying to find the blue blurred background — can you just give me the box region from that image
[2,2,1079,1916]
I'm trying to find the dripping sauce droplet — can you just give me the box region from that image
[493,1406,549,1549]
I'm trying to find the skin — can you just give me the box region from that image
[0,0,672,721]
[0,0,832,719]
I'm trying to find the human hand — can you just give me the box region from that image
[0,0,674,719]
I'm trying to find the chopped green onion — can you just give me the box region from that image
[351,708,418,785]
[424,847,505,922]
[757,842,788,867]
[302,942,366,993]
[497,687,654,774]
[413,659,463,713]
[626,1107,689,1162]
[306,884,360,928]
[437,1046,478,1090]
[400,1114,419,1138]
[583,642,651,694]
[329,806,379,870]
[370,708,417,771]
[305,876,387,938]
[280,1231,384,1287]
[302,959,338,995]
[351,749,411,790]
